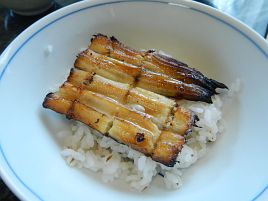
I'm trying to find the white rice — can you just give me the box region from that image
[59,79,240,191]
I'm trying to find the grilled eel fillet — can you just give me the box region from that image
[43,68,196,166]
[84,34,228,103]
[43,34,227,166]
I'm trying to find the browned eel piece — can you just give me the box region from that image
[66,68,196,134]
[75,49,214,103]
[43,34,227,166]
[43,81,187,166]
[86,34,227,103]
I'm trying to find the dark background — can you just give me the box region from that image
[0,0,267,200]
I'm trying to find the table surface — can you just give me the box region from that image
[0,0,267,200]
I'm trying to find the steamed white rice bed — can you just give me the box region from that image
[59,80,240,191]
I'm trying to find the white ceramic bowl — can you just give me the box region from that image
[0,0,268,201]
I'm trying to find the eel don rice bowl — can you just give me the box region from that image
[43,34,239,191]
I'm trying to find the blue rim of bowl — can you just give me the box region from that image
[0,0,267,200]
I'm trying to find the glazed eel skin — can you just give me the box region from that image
[43,34,227,167]
[87,34,227,103]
